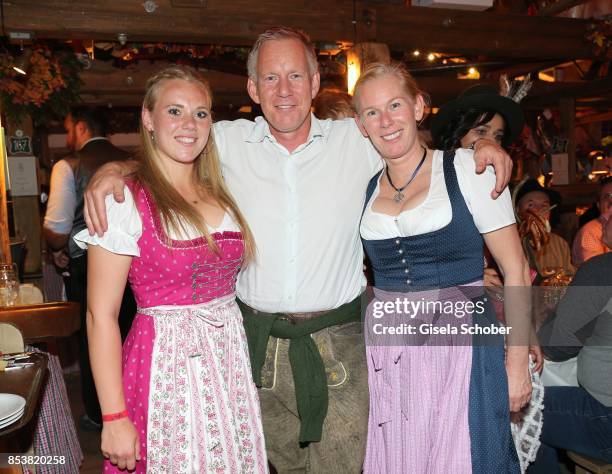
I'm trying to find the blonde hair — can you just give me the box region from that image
[313,88,354,120]
[247,26,318,81]
[353,62,429,119]
[137,65,255,261]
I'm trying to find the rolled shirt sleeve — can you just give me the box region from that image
[44,160,77,235]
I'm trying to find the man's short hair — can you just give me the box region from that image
[69,106,108,137]
[247,26,318,81]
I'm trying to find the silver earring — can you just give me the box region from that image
[150,130,155,141]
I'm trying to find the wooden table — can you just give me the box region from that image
[0,302,80,344]
[0,353,48,437]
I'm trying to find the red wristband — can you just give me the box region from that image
[102,410,128,422]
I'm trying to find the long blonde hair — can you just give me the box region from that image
[137,65,255,261]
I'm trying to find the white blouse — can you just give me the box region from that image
[360,149,516,241]
[74,186,240,256]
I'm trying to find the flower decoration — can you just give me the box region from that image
[99,41,250,68]
[0,44,83,126]
[586,19,612,58]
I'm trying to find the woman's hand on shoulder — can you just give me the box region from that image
[101,417,141,471]
[472,138,512,199]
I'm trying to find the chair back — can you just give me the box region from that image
[0,322,25,353]
[18,284,44,305]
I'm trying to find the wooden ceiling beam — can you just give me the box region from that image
[420,77,604,107]
[369,3,596,59]
[75,57,607,108]
[576,110,612,125]
[77,60,250,107]
[522,77,612,107]
[1,0,599,59]
[538,0,588,16]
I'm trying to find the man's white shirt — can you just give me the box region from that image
[214,115,381,313]
[44,137,110,234]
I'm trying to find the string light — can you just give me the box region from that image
[413,50,420,57]
[427,53,435,61]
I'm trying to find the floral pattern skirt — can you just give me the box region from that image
[103,295,268,473]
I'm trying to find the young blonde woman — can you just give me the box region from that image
[75,66,267,473]
[354,62,532,473]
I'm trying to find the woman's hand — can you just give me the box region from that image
[484,267,503,287]
[101,417,141,471]
[472,138,513,199]
[506,361,532,413]
[529,339,544,374]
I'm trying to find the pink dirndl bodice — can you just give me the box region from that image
[104,183,267,473]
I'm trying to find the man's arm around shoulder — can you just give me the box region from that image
[84,160,139,236]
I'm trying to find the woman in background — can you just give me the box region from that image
[431,85,546,472]
[431,84,535,286]
[431,83,526,152]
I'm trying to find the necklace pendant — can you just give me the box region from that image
[393,191,404,203]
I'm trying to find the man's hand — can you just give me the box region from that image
[84,161,135,236]
[473,138,513,199]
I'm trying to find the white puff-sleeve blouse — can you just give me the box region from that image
[360,148,516,240]
[74,185,239,256]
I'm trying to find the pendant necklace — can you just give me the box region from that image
[386,146,427,203]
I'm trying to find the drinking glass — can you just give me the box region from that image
[0,263,20,306]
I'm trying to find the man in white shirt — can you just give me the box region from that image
[44,107,136,431]
[84,27,513,472]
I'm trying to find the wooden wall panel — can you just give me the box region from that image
[1,0,598,59]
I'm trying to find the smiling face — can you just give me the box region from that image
[142,79,212,170]
[246,38,320,149]
[460,113,506,148]
[354,73,424,162]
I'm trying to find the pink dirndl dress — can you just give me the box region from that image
[103,184,267,473]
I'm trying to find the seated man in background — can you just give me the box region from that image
[529,216,612,473]
[43,106,136,431]
[514,179,575,279]
[572,176,612,266]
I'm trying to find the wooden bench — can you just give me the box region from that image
[568,452,612,474]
